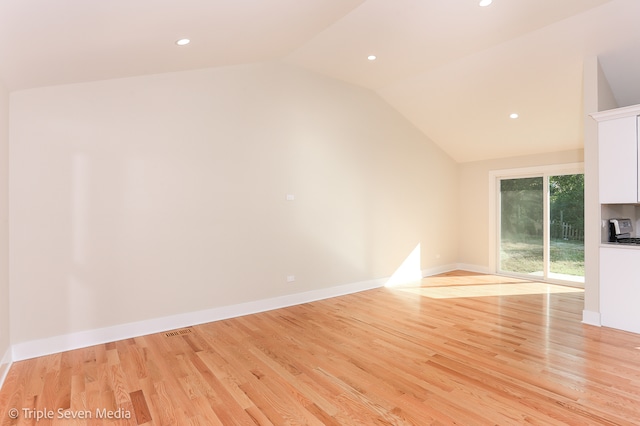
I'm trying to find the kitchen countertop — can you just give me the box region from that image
[601,242,640,249]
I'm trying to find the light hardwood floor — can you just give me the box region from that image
[2,271,640,425]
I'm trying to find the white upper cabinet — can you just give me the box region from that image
[592,105,640,204]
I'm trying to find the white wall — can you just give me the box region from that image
[9,62,459,345]
[0,81,9,377]
[582,57,618,324]
[457,149,584,271]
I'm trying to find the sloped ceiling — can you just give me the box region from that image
[0,0,638,162]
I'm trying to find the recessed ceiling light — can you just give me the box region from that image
[367,55,377,61]
[479,0,493,6]
[176,38,190,46]
[510,113,519,119]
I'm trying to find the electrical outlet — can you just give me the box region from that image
[286,275,296,283]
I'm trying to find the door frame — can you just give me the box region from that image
[488,163,584,286]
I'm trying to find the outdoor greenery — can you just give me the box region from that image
[550,240,585,276]
[500,177,543,242]
[500,240,584,277]
[500,174,584,278]
[550,174,584,230]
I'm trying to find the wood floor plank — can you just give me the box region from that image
[129,390,152,424]
[3,271,640,425]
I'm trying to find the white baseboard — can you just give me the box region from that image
[419,264,493,279]
[0,347,12,390]
[9,264,559,362]
[421,264,458,277]
[12,277,387,362]
[582,310,602,327]
[455,263,492,274]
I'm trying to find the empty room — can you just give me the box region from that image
[1,0,640,424]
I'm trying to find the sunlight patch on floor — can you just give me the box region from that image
[397,282,584,299]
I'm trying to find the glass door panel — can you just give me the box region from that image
[549,174,584,282]
[499,177,544,277]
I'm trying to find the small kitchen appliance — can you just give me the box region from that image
[608,218,640,244]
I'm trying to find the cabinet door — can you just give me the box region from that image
[600,247,640,334]
[598,115,638,203]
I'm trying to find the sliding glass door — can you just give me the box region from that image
[497,170,584,284]
[548,174,584,282]
[499,177,544,277]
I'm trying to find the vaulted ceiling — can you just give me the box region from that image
[0,0,638,162]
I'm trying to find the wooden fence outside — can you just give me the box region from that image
[550,221,584,241]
